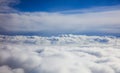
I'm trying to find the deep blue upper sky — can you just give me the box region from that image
[15,0,120,12]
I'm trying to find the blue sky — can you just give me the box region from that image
[0,0,120,36]
[15,0,120,12]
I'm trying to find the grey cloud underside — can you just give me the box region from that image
[0,35,120,73]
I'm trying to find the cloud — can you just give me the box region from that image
[0,0,120,35]
[0,35,120,73]
[0,8,120,34]
[58,5,120,14]
[0,34,119,46]
[0,0,19,13]
[0,65,24,73]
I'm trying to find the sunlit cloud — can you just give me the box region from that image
[0,9,120,34]
[0,0,120,35]
[0,35,120,73]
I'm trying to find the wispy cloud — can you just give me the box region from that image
[58,5,120,14]
[0,0,120,35]
[0,0,19,13]
[0,9,120,34]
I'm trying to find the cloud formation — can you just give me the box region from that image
[0,35,120,73]
[0,1,120,34]
[1,34,119,46]
[0,0,19,13]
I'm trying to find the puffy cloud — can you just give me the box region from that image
[0,65,24,73]
[0,34,119,46]
[0,35,120,73]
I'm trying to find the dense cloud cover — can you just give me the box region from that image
[0,34,119,46]
[0,35,120,73]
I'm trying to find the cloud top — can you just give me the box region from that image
[0,35,120,73]
[0,34,119,46]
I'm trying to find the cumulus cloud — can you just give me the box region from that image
[0,65,24,73]
[0,35,120,73]
[0,34,119,46]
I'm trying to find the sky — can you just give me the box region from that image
[0,0,120,36]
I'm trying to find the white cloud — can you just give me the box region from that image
[0,35,120,73]
[59,5,120,13]
[0,8,120,34]
[0,0,120,34]
[0,65,24,73]
[1,34,119,46]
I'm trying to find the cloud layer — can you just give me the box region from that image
[0,35,120,73]
[0,9,120,34]
[1,34,120,46]
[0,0,120,35]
